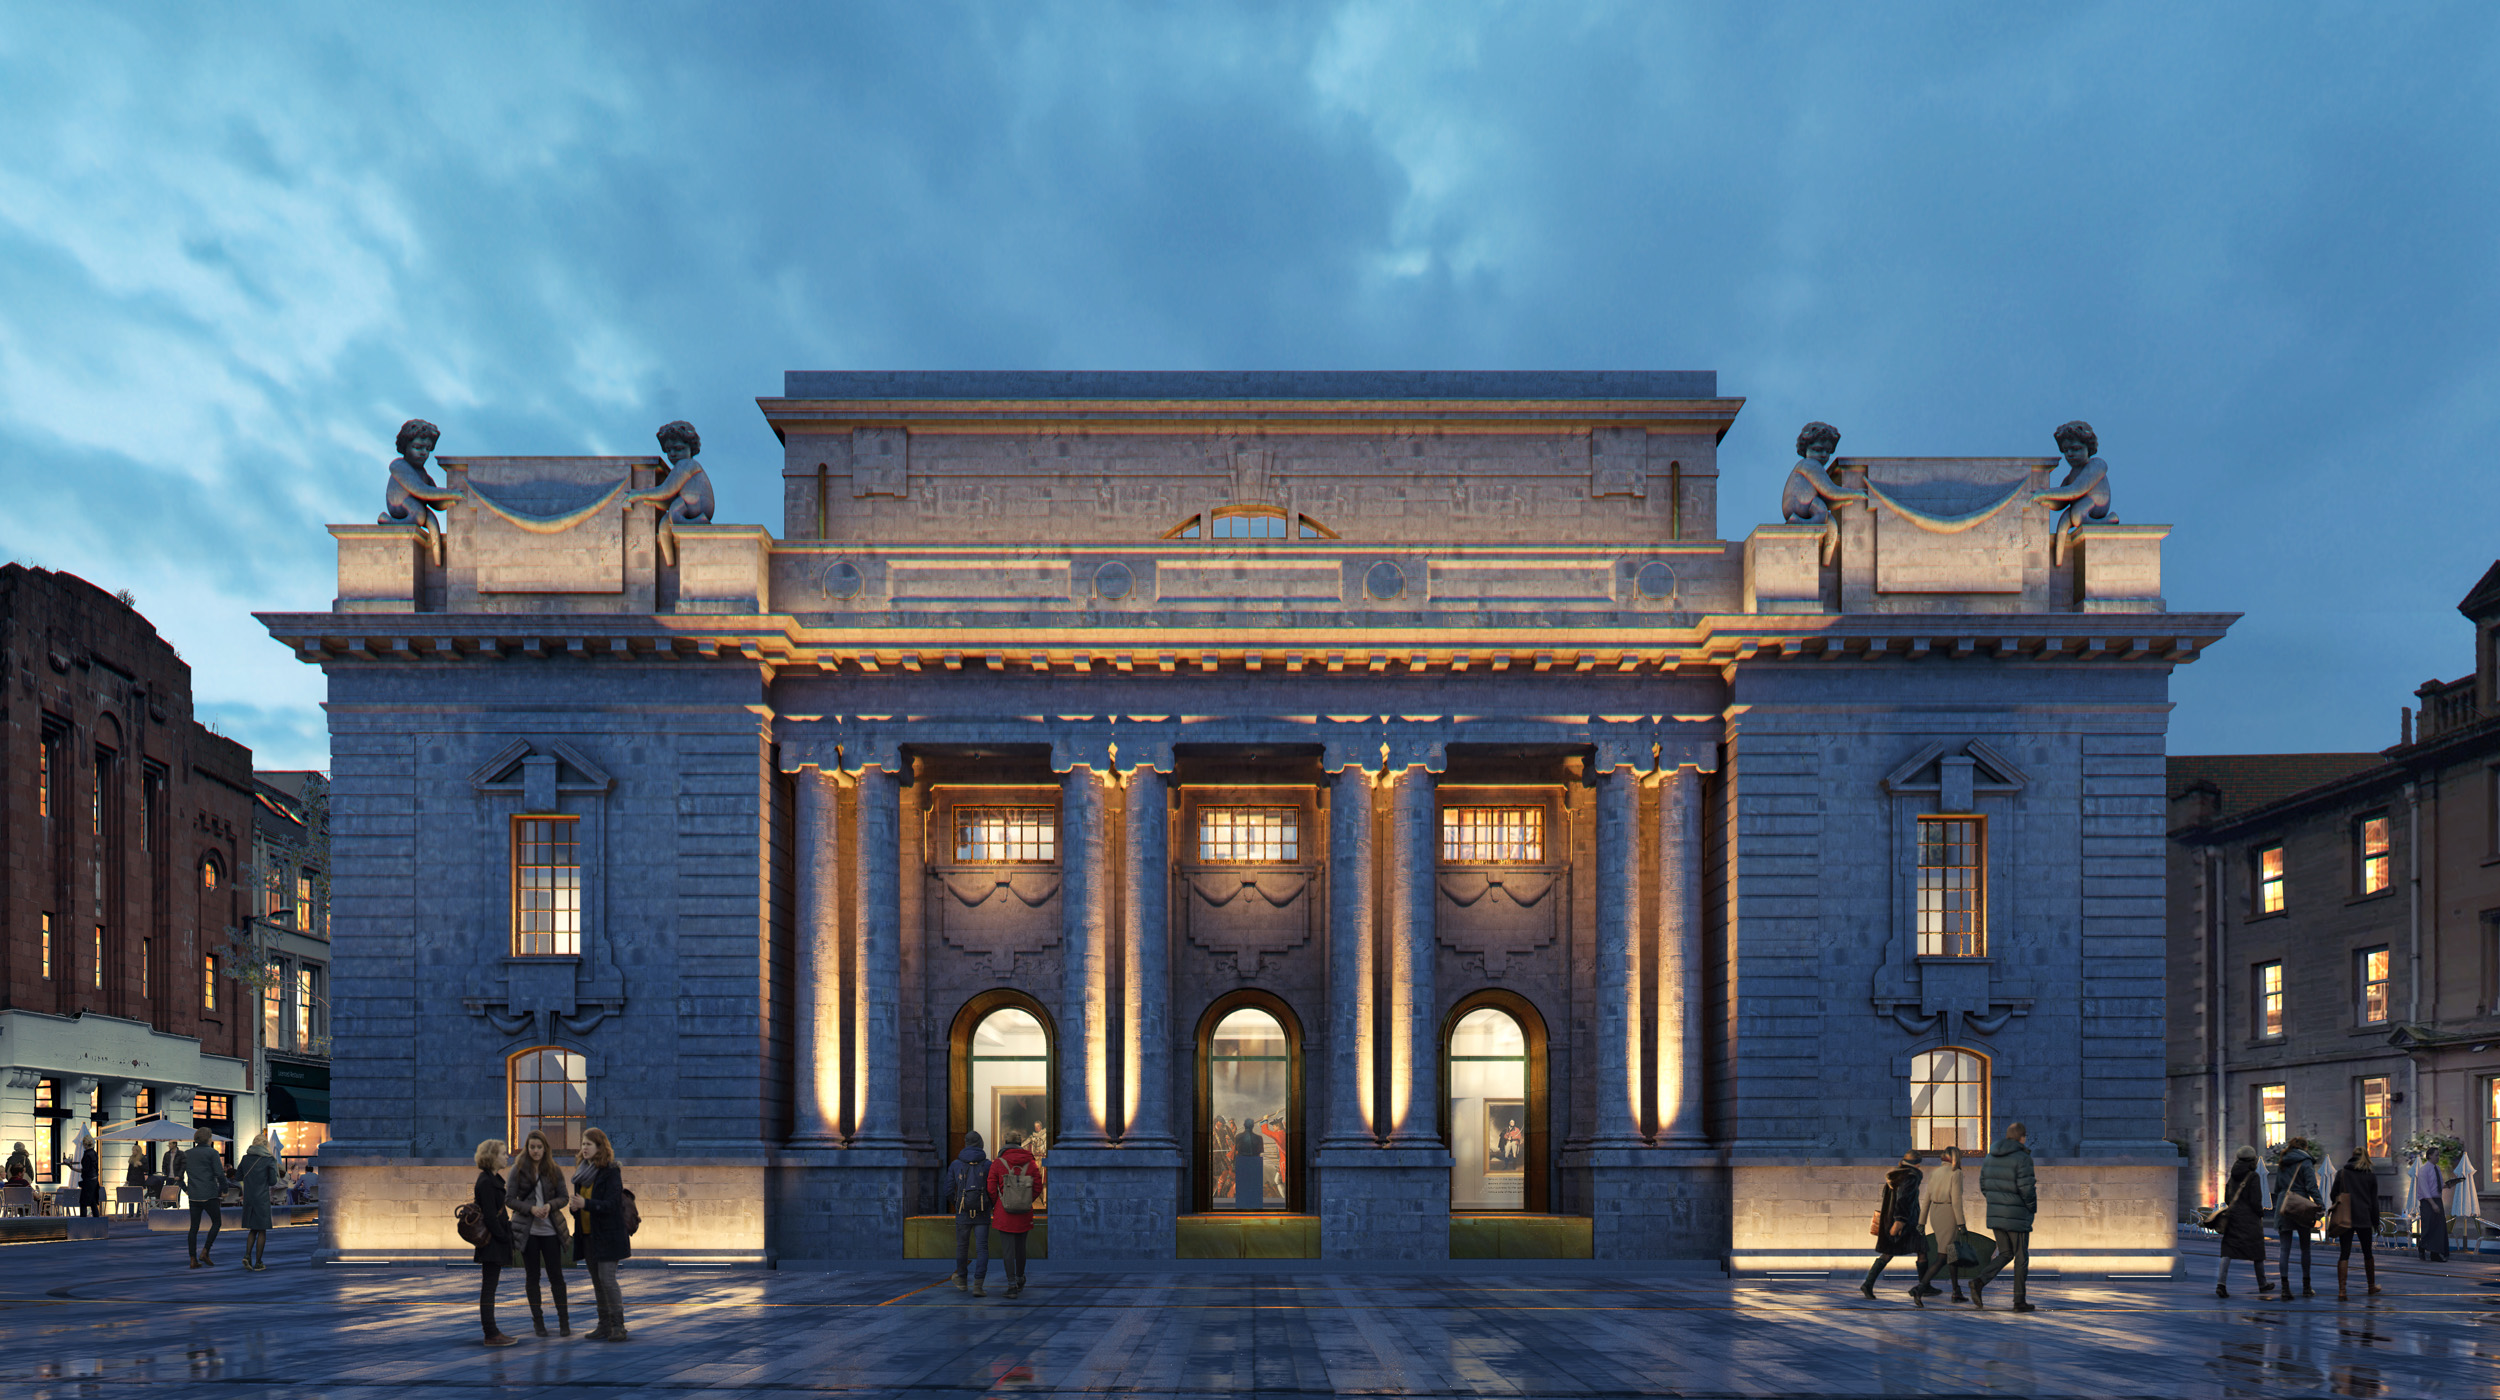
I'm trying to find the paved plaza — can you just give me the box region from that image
[1,1228,2494,1398]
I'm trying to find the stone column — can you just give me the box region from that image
[789,766,844,1145]
[1319,764,1377,1150]
[1382,764,1438,1147]
[1655,765,1710,1147]
[1588,764,1646,1146]
[1120,767,1177,1151]
[1058,765,1113,1148]
[847,764,906,1149]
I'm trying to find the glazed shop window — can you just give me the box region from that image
[508,1047,589,1154]
[1442,807,1544,863]
[2358,947,2391,1025]
[1908,1048,1988,1153]
[2253,844,2285,915]
[1915,817,1985,958]
[2257,1084,2287,1150]
[2255,960,2284,1039]
[2356,814,2392,896]
[955,807,1058,864]
[2361,1076,2393,1160]
[1199,807,1298,863]
[512,816,582,957]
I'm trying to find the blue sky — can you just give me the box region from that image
[2,2,2494,769]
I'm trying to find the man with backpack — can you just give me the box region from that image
[985,1130,1046,1299]
[944,1131,992,1295]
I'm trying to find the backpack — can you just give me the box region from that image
[998,1161,1037,1215]
[454,1202,488,1246]
[951,1164,989,1216]
[619,1186,641,1237]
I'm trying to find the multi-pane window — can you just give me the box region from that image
[2254,844,2286,914]
[512,816,582,956]
[2258,1084,2287,1150]
[296,966,318,1046]
[2356,815,2392,895]
[140,938,150,997]
[509,1047,589,1154]
[265,861,288,920]
[1915,817,1985,957]
[2256,960,2284,1038]
[2488,1079,2500,1186]
[39,912,52,980]
[202,954,218,1012]
[297,871,316,934]
[263,974,284,1050]
[1909,1048,1988,1153]
[91,927,101,989]
[38,728,54,819]
[202,857,220,892]
[33,1081,56,1183]
[954,807,1057,863]
[1199,807,1298,863]
[1210,509,1289,540]
[2361,1076,2393,1159]
[2359,947,2391,1025]
[1441,807,1545,863]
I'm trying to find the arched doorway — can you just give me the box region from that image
[1195,992,1302,1212]
[1442,991,1549,1212]
[949,991,1056,1184]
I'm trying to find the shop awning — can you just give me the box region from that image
[267,1060,331,1124]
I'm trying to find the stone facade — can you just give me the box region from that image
[263,371,2230,1266]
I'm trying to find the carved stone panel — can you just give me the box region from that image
[1180,869,1312,977]
[931,868,1064,980]
[1435,869,1563,977]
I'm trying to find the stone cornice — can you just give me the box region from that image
[757,395,1747,440]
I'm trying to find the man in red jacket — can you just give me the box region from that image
[985,1132,1047,1299]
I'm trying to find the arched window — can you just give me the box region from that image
[201,855,222,891]
[508,1046,588,1154]
[948,991,1055,1187]
[1197,992,1302,1213]
[1444,992,1550,1212]
[1161,509,1334,541]
[1909,1048,1988,1153]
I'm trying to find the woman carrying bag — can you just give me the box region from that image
[2328,1147,2381,1300]
[2272,1139,2326,1297]
[2211,1146,2271,1297]
[505,1130,576,1336]
[1860,1151,1926,1299]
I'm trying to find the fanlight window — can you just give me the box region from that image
[1163,510,1332,540]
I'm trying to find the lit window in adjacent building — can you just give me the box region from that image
[954,807,1057,863]
[508,1047,589,1154]
[297,871,316,933]
[202,857,221,892]
[2258,1084,2287,1150]
[2361,1076,2393,1160]
[1915,817,1986,958]
[512,816,582,957]
[140,937,150,997]
[2254,844,2285,914]
[2357,815,2392,895]
[263,975,284,1050]
[296,966,317,1046]
[33,1080,56,1183]
[40,912,52,980]
[1199,807,1298,863]
[202,954,218,1012]
[1441,807,1545,863]
[2257,960,2284,1038]
[2359,947,2391,1025]
[38,729,54,820]
[2488,1079,2500,1186]
[265,861,288,920]
[91,928,102,989]
[1909,1048,1988,1153]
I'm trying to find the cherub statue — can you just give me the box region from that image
[637,420,716,566]
[1779,421,1860,564]
[379,418,460,564]
[2038,420,2113,563]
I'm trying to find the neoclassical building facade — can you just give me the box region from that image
[266,372,2227,1268]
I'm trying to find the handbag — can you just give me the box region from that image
[2203,1174,2248,1232]
[2280,1191,2323,1231]
[1868,1208,1887,1238]
[2328,1192,2353,1237]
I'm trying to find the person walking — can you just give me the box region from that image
[76,1131,103,1217]
[2329,1147,2381,1300]
[2272,1138,2325,1297]
[505,1130,575,1336]
[1860,1151,1927,1299]
[1908,1145,1969,1306]
[986,1130,1046,1300]
[2211,1146,2272,1297]
[236,1135,279,1271]
[944,1130,992,1296]
[576,1128,631,1341]
[471,1140,519,1346]
[181,1128,226,1267]
[1971,1122,2038,1312]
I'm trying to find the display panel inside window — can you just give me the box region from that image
[509,1047,588,1154]
[1909,1049,1987,1152]
[2358,815,2392,895]
[1448,1007,1528,1210]
[968,1007,1050,1209]
[1199,807,1298,863]
[1442,807,1544,863]
[513,816,582,956]
[2362,1076,2392,1159]
[2258,961,2284,1038]
[1915,817,1985,957]
[955,807,1058,864]
[2256,844,2285,914]
[1208,1008,1290,1210]
[2360,947,2391,1024]
[2258,1084,2287,1149]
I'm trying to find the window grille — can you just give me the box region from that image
[1909,1049,1988,1153]
[1199,807,1298,863]
[2255,844,2285,914]
[1441,806,1545,863]
[202,954,218,1012]
[1915,817,1985,957]
[954,807,1058,863]
[2357,815,2392,895]
[2359,947,2391,1025]
[509,1047,590,1154]
[1210,509,1289,539]
[513,817,582,956]
[2361,1076,2392,1159]
[2257,960,2284,1038]
[2258,1084,2287,1149]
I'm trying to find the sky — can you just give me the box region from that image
[2,2,2495,770]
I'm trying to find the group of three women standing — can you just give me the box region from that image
[470,1128,633,1346]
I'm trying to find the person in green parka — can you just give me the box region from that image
[1970,1123,2038,1312]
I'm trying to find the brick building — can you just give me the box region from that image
[264,371,2231,1267]
[2167,561,2500,1216]
[2,564,258,1188]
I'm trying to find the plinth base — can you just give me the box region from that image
[769,1147,933,1261]
[1559,1147,1729,1259]
[1318,1146,1452,1260]
[1038,1146,1184,1258]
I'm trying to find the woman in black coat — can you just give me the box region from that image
[2214,1146,2270,1297]
[2329,1147,2381,1300]
[575,1128,632,1342]
[1859,1151,1925,1298]
[77,1136,103,1217]
[472,1140,519,1347]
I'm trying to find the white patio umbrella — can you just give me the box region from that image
[98,1118,227,1144]
[2449,1153,2483,1239]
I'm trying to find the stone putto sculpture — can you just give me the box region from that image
[2038,420,2113,562]
[639,420,717,565]
[379,418,460,563]
[1779,421,1860,563]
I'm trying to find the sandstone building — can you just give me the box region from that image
[263,372,2229,1267]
